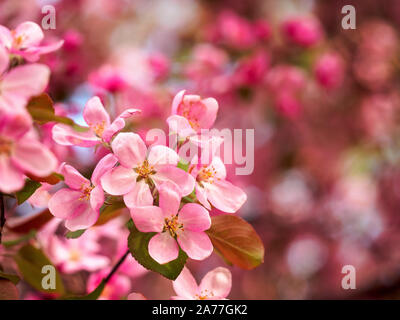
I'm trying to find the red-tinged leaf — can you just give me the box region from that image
[94,201,127,226]
[26,172,64,185]
[26,93,83,128]
[206,214,264,270]
[0,279,19,300]
[6,209,53,234]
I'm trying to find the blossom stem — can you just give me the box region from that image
[103,249,130,285]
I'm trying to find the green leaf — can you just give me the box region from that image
[14,244,65,295]
[2,230,37,248]
[206,214,264,270]
[0,271,20,285]
[64,280,105,300]
[65,229,85,239]
[15,179,42,205]
[15,179,41,204]
[177,161,189,172]
[127,223,187,280]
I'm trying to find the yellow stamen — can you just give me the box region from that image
[69,249,81,262]
[0,136,12,155]
[92,121,106,137]
[163,215,183,238]
[79,184,94,201]
[197,165,217,184]
[134,160,156,180]
[195,289,214,300]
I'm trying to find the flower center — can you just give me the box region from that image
[134,160,156,180]
[195,290,214,300]
[0,136,13,155]
[79,185,94,201]
[163,215,183,238]
[197,165,217,184]
[11,30,25,49]
[69,249,81,262]
[179,101,202,130]
[92,121,106,137]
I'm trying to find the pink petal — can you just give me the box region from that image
[83,96,110,130]
[173,267,199,299]
[123,180,153,208]
[178,203,211,232]
[48,189,85,219]
[60,163,90,190]
[78,254,110,272]
[167,115,196,139]
[208,156,226,179]
[0,155,24,193]
[205,179,247,213]
[65,206,99,231]
[90,185,104,212]
[129,206,164,233]
[22,40,64,61]
[195,184,211,210]
[171,90,185,114]
[199,97,218,129]
[111,132,146,168]
[127,293,147,300]
[199,267,232,299]
[0,111,31,140]
[102,108,140,142]
[100,166,136,195]
[148,232,179,264]
[91,153,117,186]
[52,124,99,147]
[12,138,57,177]
[158,181,181,217]
[2,64,50,100]
[14,22,44,48]
[118,108,141,119]
[0,25,12,49]
[147,145,179,168]
[177,230,213,261]
[152,165,195,197]
[0,44,9,74]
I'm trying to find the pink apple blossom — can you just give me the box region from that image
[130,182,212,264]
[171,90,218,133]
[100,132,195,208]
[48,153,117,231]
[52,96,140,147]
[190,156,247,213]
[314,52,345,89]
[0,21,63,62]
[38,219,110,273]
[0,111,57,193]
[172,267,231,300]
[0,44,50,114]
[282,16,323,47]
